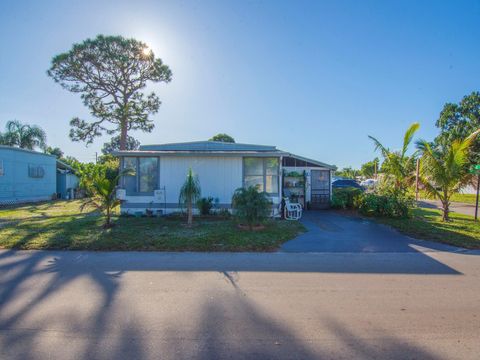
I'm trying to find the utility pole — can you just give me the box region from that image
[95,152,98,164]
[415,158,420,202]
[475,174,479,222]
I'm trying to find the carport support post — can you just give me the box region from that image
[475,174,479,222]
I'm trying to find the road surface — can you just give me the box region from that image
[1,249,479,359]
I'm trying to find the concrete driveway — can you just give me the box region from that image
[280,211,462,253]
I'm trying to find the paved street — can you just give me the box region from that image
[1,248,479,360]
[419,199,478,217]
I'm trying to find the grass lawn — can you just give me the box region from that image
[0,200,305,251]
[419,190,478,204]
[378,207,480,249]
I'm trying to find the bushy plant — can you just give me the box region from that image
[196,196,214,215]
[232,186,271,230]
[331,187,363,209]
[355,192,413,218]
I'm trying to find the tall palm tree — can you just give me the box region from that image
[81,168,134,228]
[416,129,480,222]
[179,168,201,226]
[0,120,47,150]
[368,123,420,192]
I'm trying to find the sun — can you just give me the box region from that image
[142,46,152,56]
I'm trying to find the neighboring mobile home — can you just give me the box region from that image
[113,141,336,216]
[0,146,79,204]
[0,146,57,204]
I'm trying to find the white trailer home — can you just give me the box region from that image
[113,141,336,215]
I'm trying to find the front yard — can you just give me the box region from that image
[378,207,480,249]
[0,201,305,251]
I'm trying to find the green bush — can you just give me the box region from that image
[355,193,412,218]
[331,187,363,209]
[232,186,271,230]
[196,196,214,215]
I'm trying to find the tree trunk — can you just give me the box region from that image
[119,121,128,151]
[105,208,111,228]
[187,199,193,225]
[441,199,450,222]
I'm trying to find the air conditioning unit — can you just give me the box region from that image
[154,189,165,201]
[116,188,126,200]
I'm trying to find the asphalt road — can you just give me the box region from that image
[419,199,478,217]
[1,249,479,360]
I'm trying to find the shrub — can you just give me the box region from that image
[355,193,413,218]
[331,187,363,209]
[196,196,214,215]
[232,186,271,230]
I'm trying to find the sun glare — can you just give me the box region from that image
[142,46,151,56]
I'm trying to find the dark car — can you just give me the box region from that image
[332,179,363,190]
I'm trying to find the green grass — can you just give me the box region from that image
[0,200,305,251]
[419,190,478,204]
[378,207,480,249]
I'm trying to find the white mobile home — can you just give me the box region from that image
[113,141,336,215]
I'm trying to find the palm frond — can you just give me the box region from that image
[402,122,420,158]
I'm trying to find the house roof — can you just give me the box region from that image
[0,145,56,158]
[139,141,277,152]
[113,141,336,170]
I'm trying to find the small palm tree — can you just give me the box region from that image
[0,120,47,150]
[369,123,420,192]
[179,168,201,226]
[81,168,133,228]
[416,129,480,222]
[232,186,271,230]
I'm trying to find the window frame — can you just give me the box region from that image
[122,156,159,195]
[243,157,280,196]
[28,164,45,178]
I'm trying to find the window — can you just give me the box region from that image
[122,157,158,194]
[0,160,3,176]
[244,157,279,195]
[28,165,45,178]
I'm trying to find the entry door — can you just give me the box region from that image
[310,170,330,209]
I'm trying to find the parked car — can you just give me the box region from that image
[360,179,378,189]
[332,179,363,190]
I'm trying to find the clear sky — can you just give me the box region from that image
[0,0,479,168]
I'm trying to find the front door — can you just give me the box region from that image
[310,170,330,209]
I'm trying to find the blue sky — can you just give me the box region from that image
[0,0,479,167]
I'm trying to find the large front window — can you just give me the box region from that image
[123,157,158,194]
[244,157,279,195]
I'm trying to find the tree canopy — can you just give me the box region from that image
[0,120,47,150]
[209,133,235,143]
[435,91,480,165]
[47,35,172,150]
[44,146,64,158]
[102,135,140,154]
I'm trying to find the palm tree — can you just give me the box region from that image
[179,168,201,226]
[0,120,47,150]
[81,168,133,228]
[368,123,420,192]
[416,129,480,222]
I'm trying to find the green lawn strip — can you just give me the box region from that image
[0,202,305,251]
[418,191,478,205]
[377,208,480,249]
